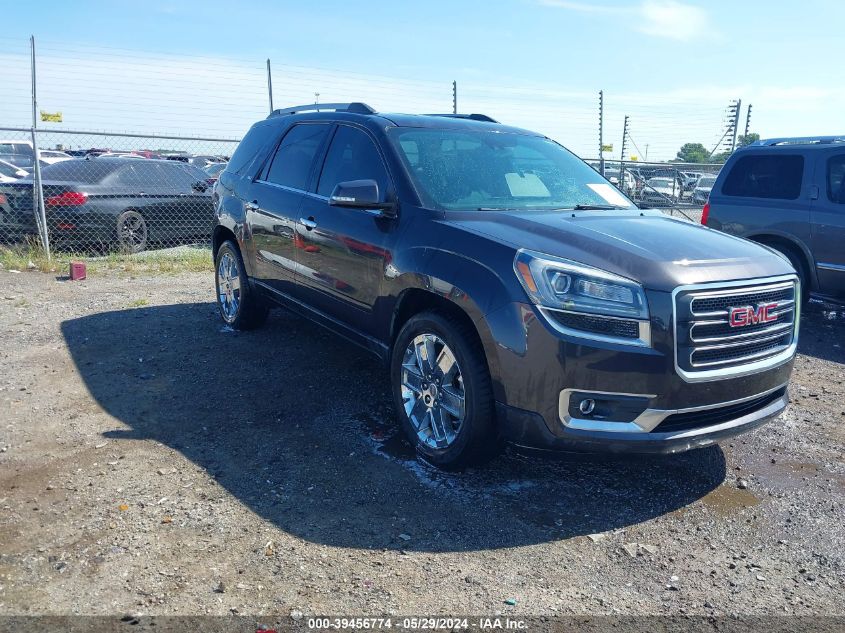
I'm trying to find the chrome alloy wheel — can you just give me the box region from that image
[217,252,241,322]
[400,333,466,449]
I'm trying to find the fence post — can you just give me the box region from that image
[598,90,605,177]
[30,35,50,260]
[619,115,629,198]
[452,80,457,114]
[266,59,274,114]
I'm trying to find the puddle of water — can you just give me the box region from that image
[699,484,760,516]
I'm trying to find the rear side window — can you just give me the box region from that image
[41,160,120,183]
[227,121,277,175]
[265,124,330,190]
[0,142,33,157]
[827,155,845,204]
[316,125,390,198]
[722,154,804,200]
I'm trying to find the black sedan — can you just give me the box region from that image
[0,157,213,252]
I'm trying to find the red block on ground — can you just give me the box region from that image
[69,261,86,281]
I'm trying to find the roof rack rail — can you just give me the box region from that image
[754,136,845,146]
[267,102,376,118]
[426,113,499,123]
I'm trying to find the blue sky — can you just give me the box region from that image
[2,1,842,159]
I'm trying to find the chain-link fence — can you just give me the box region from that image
[0,36,749,256]
[586,159,724,223]
[0,126,237,254]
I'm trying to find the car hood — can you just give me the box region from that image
[441,209,794,290]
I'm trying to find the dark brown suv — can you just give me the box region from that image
[211,103,799,469]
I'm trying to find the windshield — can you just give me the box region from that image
[698,176,716,187]
[648,178,674,187]
[389,128,635,211]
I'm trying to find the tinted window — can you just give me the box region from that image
[265,123,330,190]
[722,154,804,200]
[827,155,845,204]
[228,121,277,175]
[159,163,206,189]
[40,160,121,183]
[317,126,390,198]
[113,162,166,187]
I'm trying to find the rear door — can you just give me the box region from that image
[158,163,214,239]
[246,122,331,296]
[810,151,845,299]
[709,152,811,249]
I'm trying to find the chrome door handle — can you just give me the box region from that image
[245,201,259,211]
[300,217,317,230]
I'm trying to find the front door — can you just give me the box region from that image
[811,151,845,300]
[296,124,397,336]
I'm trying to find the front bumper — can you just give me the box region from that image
[496,385,787,454]
[482,295,796,454]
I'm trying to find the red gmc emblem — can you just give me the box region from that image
[729,303,779,327]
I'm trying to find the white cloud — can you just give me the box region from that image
[538,0,712,41]
[637,0,710,40]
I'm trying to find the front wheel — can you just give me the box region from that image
[215,239,269,330]
[391,311,501,469]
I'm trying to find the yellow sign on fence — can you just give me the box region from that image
[40,111,62,122]
[601,144,613,152]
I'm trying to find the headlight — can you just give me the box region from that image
[514,249,650,345]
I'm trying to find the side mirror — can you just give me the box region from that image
[329,179,395,217]
[192,180,209,193]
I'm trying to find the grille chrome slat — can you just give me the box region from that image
[673,276,799,382]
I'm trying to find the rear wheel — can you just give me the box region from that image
[215,239,268,330]
[391,311,500,469]
[116,210,148,253]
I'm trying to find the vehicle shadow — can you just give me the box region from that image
[61,302,726,552]
[797,303,845,365]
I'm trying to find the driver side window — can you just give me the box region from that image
[316,126,390,200]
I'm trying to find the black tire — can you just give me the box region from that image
[771,246,810,306]
[391,311,501,470]
[214,239,269,330]
[116,210,148,254]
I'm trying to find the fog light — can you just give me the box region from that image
[578,399,596,416]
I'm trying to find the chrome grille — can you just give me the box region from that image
[674,278,799,380]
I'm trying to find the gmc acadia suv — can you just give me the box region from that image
[212,103,798,469]
[703,136,845,304]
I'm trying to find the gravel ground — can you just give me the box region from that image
[0,268,843,618]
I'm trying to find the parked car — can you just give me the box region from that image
[210,102,797,469]
[189,155,227,168]
[203,161,228,183]
[704,136,845,303]
[640,177,683,205]
[38,150,73,165]
[692,174,717,204]
[604,168,637,196]
[0,159,28,182]
[0,140,35,169]
[0,157,213,252]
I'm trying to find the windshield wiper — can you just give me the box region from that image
[571,204,628,210]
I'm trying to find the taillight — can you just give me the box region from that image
[0,193,7,205]
[45,191,88,206]
[701,201,710,225]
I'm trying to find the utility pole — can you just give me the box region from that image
[314,92,320,105]
[266,59,274,114]
[598,90,605,176]
[730,99,741,152]
[452,80,457,114]
[30,35,49,260]
[620,115,630,186]
[744,103,752,137]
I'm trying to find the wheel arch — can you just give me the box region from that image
[745,231,816,291]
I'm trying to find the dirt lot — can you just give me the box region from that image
[0,267,843,618]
